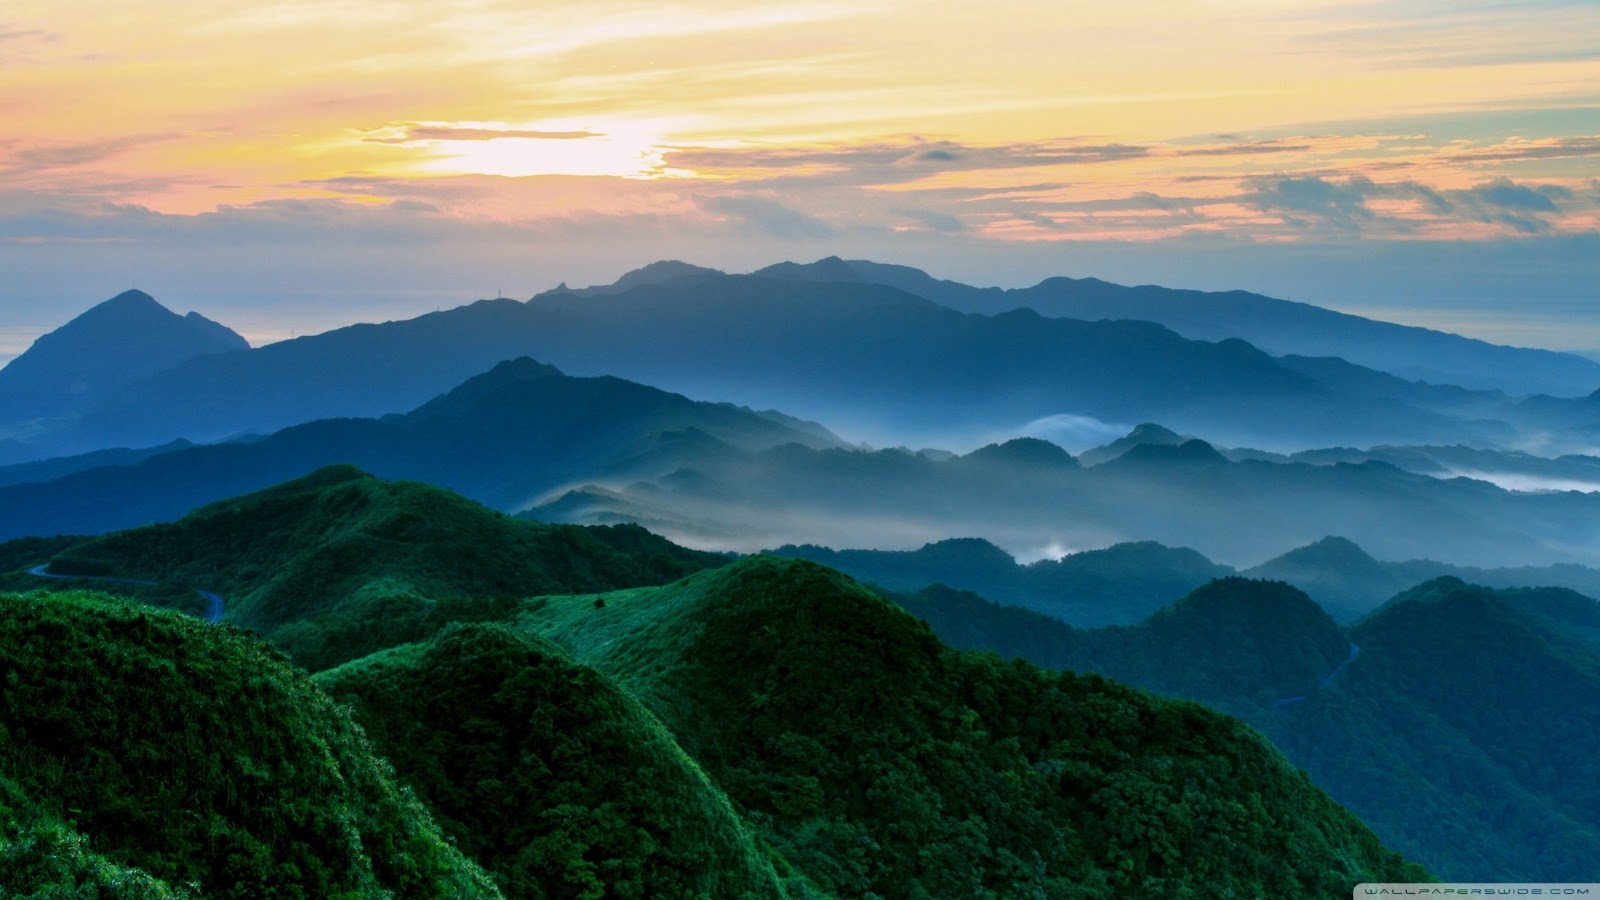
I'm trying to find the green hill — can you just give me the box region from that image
[518,556,1425,896]
[4,474,1431,894]
[0,589,501,898]
[41,465,727,671]
[887,575,1600,880]
[315,623,801,899]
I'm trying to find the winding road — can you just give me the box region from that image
[26,564,225,624]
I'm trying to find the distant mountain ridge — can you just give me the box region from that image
[0,357,839,542]
[755,256,1600,397]
[533,431,1600,570]
[0,272,1549,461]
[0,290,247,437]
[776,530,1600,625]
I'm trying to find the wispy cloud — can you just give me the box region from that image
[697,194,834,239]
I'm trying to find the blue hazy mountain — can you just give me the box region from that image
[756,256,1600,397]
[774,530,1600,626]
[774,538,1231,627]
[0,357,839,541]
[530,432,1600,572]
[1,273,1533,461]
[0,290,247,444]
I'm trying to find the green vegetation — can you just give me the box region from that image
[2,472,1435,896]
[520,556,1425,896]
[47,465,726,671]
[0,589,502,898]
[889,574,1600,880]
[316,623,800,899]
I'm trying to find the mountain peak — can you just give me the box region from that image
[612,260,722,290]
[754,256,866,283]
[1115,438,1226,466]
[0,290,249,423]
[1280,535,1379,567]
[406,356,566,419]
[101,288,161,309]
[961,437,1079,469]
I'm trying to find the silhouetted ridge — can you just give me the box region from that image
[0,289,248,425]
[1079,422,1187,465]
[408,356,565,418]
[961,436,1079,468]
[1115,438,1226,465]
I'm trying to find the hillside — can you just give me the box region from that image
[513,555,1424,895]
[0,589,501,897]
[2,475,1431,895]
[885,575,1600,880]
[316,623,800,898]
[39,466,730,671]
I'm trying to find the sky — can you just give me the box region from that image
[1,0,1597,365]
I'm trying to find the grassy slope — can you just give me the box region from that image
[517,556,1425,897]
[316,623,805,899]
[43,465,726,671]
[0,589,502,899]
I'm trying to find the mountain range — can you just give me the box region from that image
[890,576,1600,881]
[754,256,1600,397]
[777,533,1600,625]
[6,265,1595,463]
[2,352,1594,571]
[533,430,1600,569]
[0,357,837,542]
[0,470,1427,895]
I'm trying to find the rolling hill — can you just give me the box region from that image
[0,589,501,897]
[888,576,1600,880]
[1,473,1429,895]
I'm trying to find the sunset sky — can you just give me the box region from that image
[2,0,1596,361]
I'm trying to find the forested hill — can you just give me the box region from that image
[36,464,730,671]
[1,472,1429,896]
[0,589,502,897]
[890,576,1600,880]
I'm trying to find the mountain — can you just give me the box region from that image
[6,270,1528,461]
[0,439,194,489]
[315,623,794,898]
[1242,536,1410,621]
[1077,422,1187,465]
[756,256,1600,397]
[887,575,1600,880]
[775,537,1232,626]
[4,474,1427,894]
[1245,536,1600,618]
[0,589,501,897]
[517,555,1424,894]
[0,357,839,542]
[0,290,247,431]
[532,433,1600,571]
[32,465,731,671]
